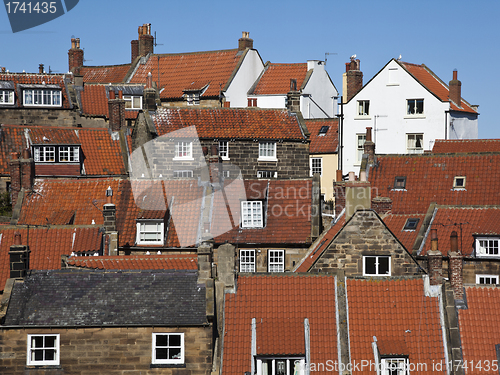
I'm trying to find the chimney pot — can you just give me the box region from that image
[39,64,44,74]
[14,231,21,245]
[453,70,458,80]
[431,228,438,251]
[109,90,116,100]
[336,169,343,182]
[450,230,459,253]
[365,127,372,142]
[348,171,355,181]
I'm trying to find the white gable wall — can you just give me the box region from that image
[300,61,338,119]
[225,50,265,108]
[343,59,455,174]
[250,95,287,109]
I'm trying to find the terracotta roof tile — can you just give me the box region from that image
[382,213,426,253]
[347,278,446,375]
[306,118,339,154]
[223,274,337,375]
[369,154,500,214]
[459,286,500,374]
[433,139,500,153]
[213,180,313,244]
[80,64,132,84]
[151,107,307,140]
[0,73,71,109]
[0,227,101,290]
[400,62,477,114]
[129,50,243,99]
[0,125,126,176]
[251,63,308,95]
[66,254,197,270]
[79,84,140,120]
[419,206,500,256]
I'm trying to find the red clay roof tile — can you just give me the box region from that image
[251,63,308,95]
[80,64,132,84]
[306,118,339,154]
[433,139,500,153]
[66,254,197,270]
[381,213,425,253]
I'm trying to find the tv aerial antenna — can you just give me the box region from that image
[324,52,338,65]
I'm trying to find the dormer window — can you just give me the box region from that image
[453,176,466,189]
[59,146,80,162]
[33,145,80,163]
[23,88,61,107]
[123,95,142,110]
[318,126,329,136]
[0,89,14,105]
[476,237,499,257]
[256,357,305,375]
[393,176,406,190]
[186,92,200,105]
[136,220,164,245]
[381,358,408,375]
[241,201,263,228]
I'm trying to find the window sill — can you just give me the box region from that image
[173,157,194,161]
[26,365,62,369]
[404,115,426,119]
[354,116,372,120]
[258,158,278,162]
[150,363,186,368]
[391,188,407,192]
[452,188,467,191]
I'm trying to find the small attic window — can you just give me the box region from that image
[393,176,406,190]
[453,176,466,189]
[318,126,329,136]
[403,218,419,231]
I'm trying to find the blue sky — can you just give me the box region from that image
[1,0,499,138]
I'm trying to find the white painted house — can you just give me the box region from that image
[341,58,479,174]
[247,61,339,119]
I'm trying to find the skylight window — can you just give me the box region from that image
[403,218,419,231]
[453,176,466,189]
[318,126,329,136]
[393,176,406,190]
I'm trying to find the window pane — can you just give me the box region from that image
[33,336,44,348]
[379,257,390,275]
[45,336,56,347]
[45,349,55,361]
[156,335,168,346]
[33,349,44,361]
[169,334,181,346]
[365,257,376,274]
[156,348,168,359]
[169,347,181,359]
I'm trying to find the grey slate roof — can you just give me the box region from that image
[3,270,207,327]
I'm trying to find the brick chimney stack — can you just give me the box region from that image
[238,31,253,51]
[39,64,44,74]
[138,23,154,58]
[448,231,464,300]
[427,229,443,285]
[286,79,301,113]
[108,90,125,132]
[363,127,375,165]
[343,56,363,103]
[449,70,462,107]
[68,37,84,74]
[103,186,118,256]
[9,232,30,278]
[144,72,157,111]
[9,150,34,208]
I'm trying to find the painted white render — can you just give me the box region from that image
[301,60,338,119]
[225,49,265,108]
[341,59,478,174]
[252,95,286,109]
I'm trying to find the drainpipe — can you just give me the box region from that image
[337,96,344,172]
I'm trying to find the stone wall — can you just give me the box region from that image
[0,326,213,374]
[235,246,310,272]
[0,108,108,128]
[310,210,422,277]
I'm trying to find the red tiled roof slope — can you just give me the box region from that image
[0,73,71,109]
[80,65,131,84]
[306,118,339,154]
[223,274,337,375]
[66,254,197,270]
[0,125,127,175]
[369,154,500,214]
[79,84,139,120]
[433,139,500,154]
[400,62,477,114]
[251,63,307,95]
[347,278,446,374]
[129,50,242,99]
[0,227,101,290]
[420,206,500,256]
[151,107,306,140]
[459,286,500,375]
[382,213,425,253]
[213,180,312,244]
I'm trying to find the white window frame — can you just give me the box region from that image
[310,157,322,176]
[363,255,391,276]
[152,333,184,365]
[356,133,366,164]
[406,98,424,115]
[476,274,499,285]
[268,250,285,272]
[33,146,55,162]
[406,133,423,154]
[258,142,277,161]
[256,357,305,375]
[241,201,263,228]
[23,89,61,107]
[240,249,256,272]
[136,220,164,245]
[219,140,229,160]
[381,358,408,375]
[58,146,80,162]
[453,176,466,189]
[174,141,193,160]
[173,170,193,178]
[186,92,200,106]
[476,238,500,257]
[257,170,277,179]
[27,334,60,366]
[123,95,143,110]
[0,89,14,105]
[357,100,370,116]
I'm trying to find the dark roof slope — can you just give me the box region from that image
[4,270,206,326]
